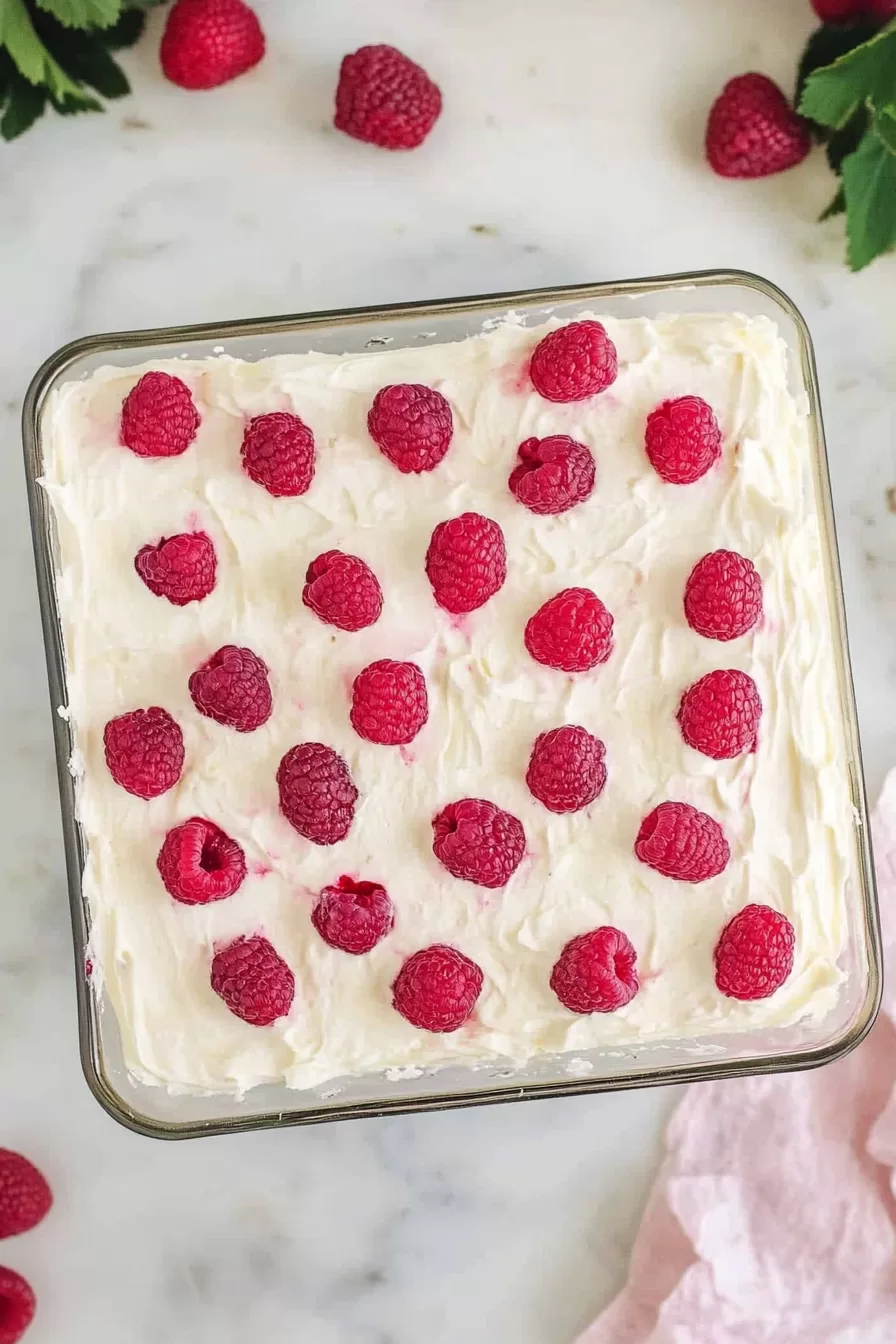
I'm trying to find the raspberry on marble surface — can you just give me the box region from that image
[0,1266,35,1344]
[706,74,810,180]
[161,0,265,90]
[0,1150,52,1241]
[335,44,442,150]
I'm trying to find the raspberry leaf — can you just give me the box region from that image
[1,65,47,138]
[842,124,896,269]
[799,25,896,129]
[819,185,846,220]
[0,0,87,101]
[34,0,121,28]
[796,19,880,132]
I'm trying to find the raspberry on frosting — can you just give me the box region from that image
[157,817,246,905]
[0,1149,52,1240]
[529,320,618,403]
[392,944,483,1032]
[714,904,795,1000]
[526,725,607,813]
[684,550,762,641]
[120,371,200,458]
[103,707,184,799]
[210,935,294,1026]
[524,588,614,672]
[634,802,730,883]
[241,411,315,497]
[189,645,272,732]
[425,512,506,614]
[678,668,762,759]
[311,876,394,954]
[135,531,217,606]
[303,551,383,631]
[645,396,722,484]
[509,435,596,515]
[350,659,429,746]
[368,384,453,473]
[0,1266,35,1344]
[335,44,442,151]
[432,798,525,888]
[278,743,359,845]
[550,927,639,1015]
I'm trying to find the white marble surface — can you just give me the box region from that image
[2,1,895,1340]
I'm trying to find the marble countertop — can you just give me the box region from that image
[2,1,895,1340]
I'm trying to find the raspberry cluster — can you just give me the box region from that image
[98,332,792,1042]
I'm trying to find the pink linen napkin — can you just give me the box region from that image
[579,770,896,1344]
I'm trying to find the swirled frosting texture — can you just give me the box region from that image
[42,313,852,1094]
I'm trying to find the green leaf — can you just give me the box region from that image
[97,9,145,50]
[1,71,47,138]
[875,104,896,153]
[827,103,868,171]
[46,25,130,96]
[842,126,896,268]
[0,0,88,102]
[34,0,122,28]
[800,26,896,129]
[796,19,880,124]
[820,185,846,220]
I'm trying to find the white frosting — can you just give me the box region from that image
[41,313,853,1094]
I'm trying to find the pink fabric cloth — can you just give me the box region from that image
[579,771,896,1344]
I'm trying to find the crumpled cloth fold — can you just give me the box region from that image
[579,770,896,1344]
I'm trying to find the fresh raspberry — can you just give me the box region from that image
[714,904,795,1000]
[278,743,359,845]
[120,371,199,458]
[335,44,442,151]
[684,550,762,641]
[135,531,216,606]
[392,945,483,1032]
[302,551,383,632]
[524,588,614,672]
[0,1267,35,1344]
[189,645,272,732]
[432,798,525,888]
[0,1151,52,1240]
[706,74,811,179]
[509,435,596,515]
[103,707,184,799]
[425,513,506,614]
[160,0,264,90]
[526,726,607,813]
[350,660,428,746]
[210,935,294,1026]
[241,412,315,497]
[550,927,639,1015]
[645,396,722,484]
[529,321,618,403]
[634,802,730,882]
[678,668,762,759]
[311,876,394,954]
[367,384,453,473]
[157,817,246,905]
[811,0,895,20]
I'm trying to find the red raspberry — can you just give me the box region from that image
[509,435,596,516]
[350,660,428,746]
[160,0,264,90]
[706,74,810,179]
[335,44,442,151]
[0,1267,35,1344]
[526,725,607,813]
[550,927,639,1015]
[135,530,216,606]
[278,743,359,845]
[634,802,730,882]
[529,320,618,403]
[210,935,294,1026]
[103,707,184,799]
[367,384,453,473]
[714,904,795,1000]
[524,588,614,672]
[311,875,394,954]
[392,945,483,1032]
[157,817,246,905]
[0,1150,52,1240]
[425,513,506,614]
[432,798,525,888]
[645,396,722,484]
[189,645,272,732]
[302,551,383,632]
[241,412,315,497]
[678,668,762,759]
[684,550,762,641]
[120,371,199,458]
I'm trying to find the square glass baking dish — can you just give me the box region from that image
[22,270,882,1140]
